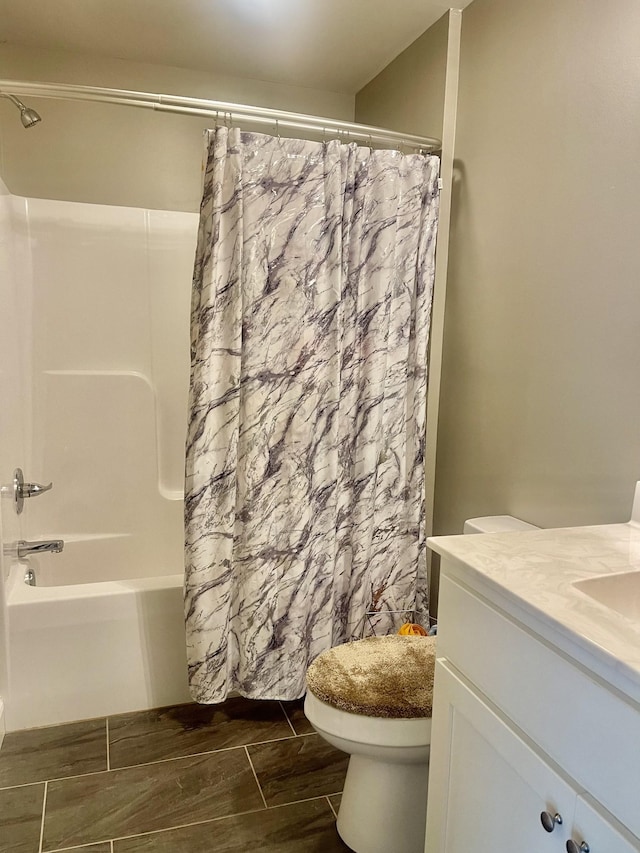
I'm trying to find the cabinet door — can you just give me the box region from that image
[426,660,576,853]
[571,796,640,853]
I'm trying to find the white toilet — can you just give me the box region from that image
[305,514,538,853]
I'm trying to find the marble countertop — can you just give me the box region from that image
[428,520,640,706]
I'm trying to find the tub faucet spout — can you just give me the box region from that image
[16,539,64,557]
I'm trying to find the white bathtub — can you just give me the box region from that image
[5,550,192,731]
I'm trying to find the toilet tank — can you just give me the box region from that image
[463,515,539,534]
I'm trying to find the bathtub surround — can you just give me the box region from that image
[0,179,26,732]
[185,127,439,703]
[5,195,196,577]
[0,188,198,730]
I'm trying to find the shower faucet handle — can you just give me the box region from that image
[22,480,53,497]
[13,468,54,514]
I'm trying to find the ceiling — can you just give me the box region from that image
[0,0,468,94]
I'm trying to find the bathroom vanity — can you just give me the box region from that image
[426,508,640,853]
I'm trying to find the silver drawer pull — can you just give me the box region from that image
[540,812,563,832]
[566,842,590,853]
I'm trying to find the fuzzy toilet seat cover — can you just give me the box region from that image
[306,635,436,719]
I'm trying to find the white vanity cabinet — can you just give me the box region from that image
[572,796,639,853]
[425,571,640,853]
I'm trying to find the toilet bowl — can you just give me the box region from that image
[304,635,436,853]
[305,515,539,853]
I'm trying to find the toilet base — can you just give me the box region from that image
[336,753,429,853]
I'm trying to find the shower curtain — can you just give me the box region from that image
[185,127,439,703]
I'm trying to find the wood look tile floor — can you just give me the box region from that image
[0,697,351,853]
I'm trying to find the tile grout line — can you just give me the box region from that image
[107,732,318,773]
[326,795,338,819]
[105,717,110,771]
[264,791,344,811]
[0,731,319,792]
[44,794,346,852]
[0,779,50,792]
[37,780,48,853]
[279,701,298,737]
[95,808,268,848]
[244,745,268,810]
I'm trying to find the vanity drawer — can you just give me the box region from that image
[436,573,640,839]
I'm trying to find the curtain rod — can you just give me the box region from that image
[0,79,441,152]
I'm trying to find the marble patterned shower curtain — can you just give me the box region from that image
[185,127,439,703]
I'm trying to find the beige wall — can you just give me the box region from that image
[354,12,449,140]
[435,0,640,534]
[0,44,354,211]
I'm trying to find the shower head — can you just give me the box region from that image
[1,93,42,128]
[20,105,42,128]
